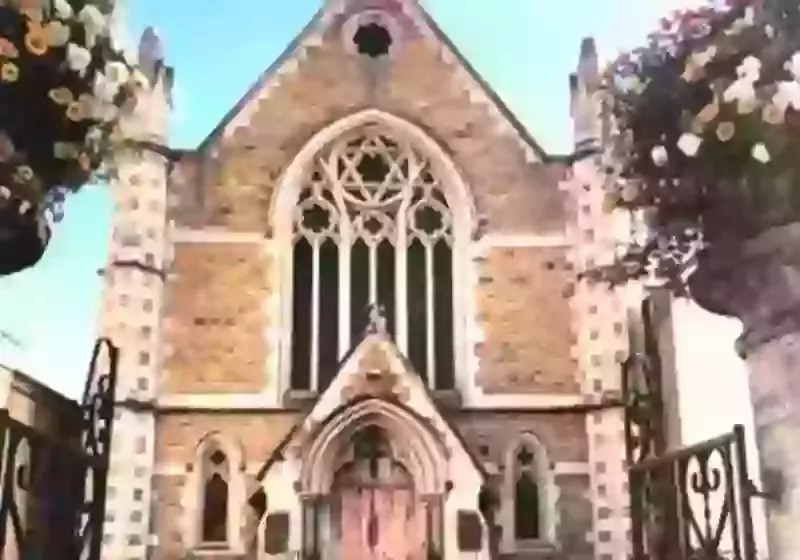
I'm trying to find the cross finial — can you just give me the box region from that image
[365,302,387,334]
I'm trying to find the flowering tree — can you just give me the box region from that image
[600,0,800,288]
[600,0,800,557]
[0,0,145,275]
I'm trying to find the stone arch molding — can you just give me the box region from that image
[298,398,449,496]
[500,431,559,551]
[193,430,247,471]
[181,431,249,554]
[270,108,477,232]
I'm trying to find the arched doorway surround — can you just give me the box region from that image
[297,397,450,559]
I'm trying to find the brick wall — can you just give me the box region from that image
[152,412,299,558]
[475,247,577,394]
[162,243,272,394]
[456,412,593,558]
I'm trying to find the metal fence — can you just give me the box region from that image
[0,338,118,560]
[628,425,758,560]
[624,298,759,560]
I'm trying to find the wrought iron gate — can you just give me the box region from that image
[624,297,758,560]
[0,337,118,560]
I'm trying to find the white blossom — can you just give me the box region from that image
[723,56,761,106]
[785,52,800,82]
[737,56,762,82]
[677,133,702,156]
[66,43,91,76]
[773,80,800,111]
[724,79,755,104]
[47,21,70,47]
[53,0,73,19]
[716,122,735,142]
[105,61,130,85]
[93,72,119,103]
[751,143,770,163]
[78,5,107,49]
[651,145,668,166]
[618,74,644,94]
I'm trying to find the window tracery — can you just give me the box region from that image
[513,444,541,540]
[500,434,553,552]
[200,440,230,545]
[290,127,457,393]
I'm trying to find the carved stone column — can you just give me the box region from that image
[690,222,800,559]
[421,494,444,556]
[300,494,322,559]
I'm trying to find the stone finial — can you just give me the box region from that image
[580,37,597,59]
[365,302,387,334]
[570,36,602,150]
[138,27,166,88]
[139,27,163,64]
[578,37,598,84]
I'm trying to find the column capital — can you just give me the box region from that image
[420,493,444,504]
[298,492,325,505]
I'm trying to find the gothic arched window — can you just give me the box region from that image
[200,442,230,545]
[289,128,457,393]
[501,434,553,552]
[513,444,540,540]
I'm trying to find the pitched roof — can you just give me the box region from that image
[194,1,551,161]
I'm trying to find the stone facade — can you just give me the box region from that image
[98,2,632,559]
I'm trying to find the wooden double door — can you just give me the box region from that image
[328,429,428,559]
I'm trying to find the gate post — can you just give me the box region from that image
[734,424,758,560]
[80,338,120,560]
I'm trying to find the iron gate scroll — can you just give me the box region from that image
[624,298,758,560]
[0,337,118,560]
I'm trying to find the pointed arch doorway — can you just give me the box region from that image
[298,399,449,560]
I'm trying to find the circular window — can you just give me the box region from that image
[353,22,392,58]
[341,10,403,59]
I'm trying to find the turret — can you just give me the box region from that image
[95,27,173,560]
[569,37,603,152]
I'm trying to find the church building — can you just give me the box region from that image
[96,0,633,558]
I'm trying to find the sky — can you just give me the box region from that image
[0,0,712,398]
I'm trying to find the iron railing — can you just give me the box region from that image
[0,337,118,560]
[624,298,759,560]
[628,425,758,560]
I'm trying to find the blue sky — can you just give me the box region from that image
[0,0,699,398]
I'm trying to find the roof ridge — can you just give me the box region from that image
[192,1,552,160]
